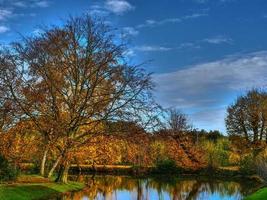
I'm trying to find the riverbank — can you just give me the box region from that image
[245,187,267,200]
[0,175,84,200]
[69,164,262,181]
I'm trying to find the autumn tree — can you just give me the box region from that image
[226,89,267,143]
[0,16,158,183]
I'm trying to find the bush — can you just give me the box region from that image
[154,159,177,174]
[229,152,240,165]
[204,139,230,169]
[255,148,267,181]
[0,155,18,182]
[239,154,255,174]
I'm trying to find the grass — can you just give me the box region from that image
[0,175,84,200]
[245,187,267,200]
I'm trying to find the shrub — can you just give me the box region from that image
[154,159,177,174]
[255,148,267,181]
[239,154,255,174]
[229,152,241,165]
[150,141,167,163]
[0,154,18,182]
[203,139,230,168]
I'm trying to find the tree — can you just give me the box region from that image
[226,89,267,143]
[0,16,158,183]
[167,108,191,135]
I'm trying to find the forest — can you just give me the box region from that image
[0,15,267,200]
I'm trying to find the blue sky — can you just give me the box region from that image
[1,0,267,132]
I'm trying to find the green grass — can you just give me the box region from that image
[0,175,84,200]
[245,187,267,200]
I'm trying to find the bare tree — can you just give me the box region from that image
[168,108,191,135]
[0,16,158,183]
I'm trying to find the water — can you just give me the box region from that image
[49,175,259,200]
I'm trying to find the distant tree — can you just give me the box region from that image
[226,89,267,143]
[206,130,223,142]
[167,108,191,135]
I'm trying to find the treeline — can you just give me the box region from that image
[0,118,227,171]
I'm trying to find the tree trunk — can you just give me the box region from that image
[40,149,48,176]
[56,160,70,183]
[47,156,61,178]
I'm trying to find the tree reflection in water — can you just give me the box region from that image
[51,175,257,200]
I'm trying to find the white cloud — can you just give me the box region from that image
[122,27,139,36]
[32,28,44,36]
[136,13,207,29]
[194,0,209,3]
[33,0,50,8]
[132,42,201,53]
[155,51,267,101]
[191,108,227,132]
[0,25,9,33]
[12,1,27,7]
[88,5,109,16]
[0,9,13,21]
[153,51,267,131]
[105,0,134,15]
[134,45,172,52]
[123,49,135,57]
[183,13,208,19]
[137,18,181,28]
[203,35,233,44]
[194,0,235,3]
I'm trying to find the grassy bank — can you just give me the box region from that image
[0,175,84,200]
[245,187,267,200]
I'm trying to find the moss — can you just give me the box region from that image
[0,175,84,200]
[245,187,267,200]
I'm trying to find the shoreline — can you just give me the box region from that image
[0,175,85,200]
[1,171,265,200]
[69,164,264,182]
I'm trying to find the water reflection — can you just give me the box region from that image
[51,175,257,200]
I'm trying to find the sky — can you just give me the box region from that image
[0,0,267,133]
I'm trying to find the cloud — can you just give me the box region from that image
[32,28,44,36]
[191,108,227,131]
[203,35,233,44]
[0,0,50,9]
[122,27,139,36]
[137,18,181,28]
[136,13,208,29]
[123,49,135,57]
[193,0,235,3]
[153,51,267,131]
[129,42,201,55]
[33,0,50,8]
[88,5,109,16]
[12,1,27,7]
[183,13,208,19]
[105,0,134,15]
[0,9,13,21]
[88,1,134,16]
[194,0,209,3]
[134,45,172,52]
[0,25,9,33]
[130,35,231,55]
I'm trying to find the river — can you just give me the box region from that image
[47,174,259,200]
